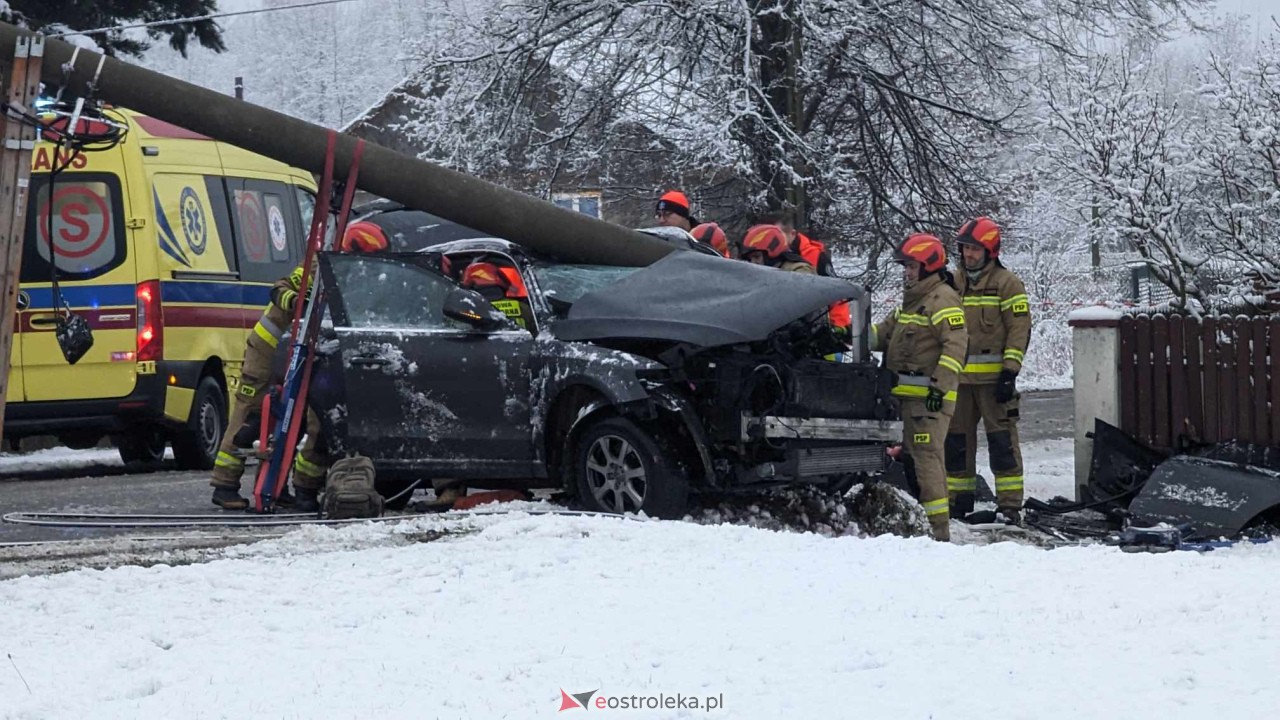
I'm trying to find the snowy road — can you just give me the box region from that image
[0,391,1076,546]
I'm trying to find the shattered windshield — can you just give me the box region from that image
[532,263,641,305]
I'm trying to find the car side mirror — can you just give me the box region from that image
[443,287,510,331]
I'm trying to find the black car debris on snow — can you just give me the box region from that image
[304,238,901,518]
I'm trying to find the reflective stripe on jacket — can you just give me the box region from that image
[870,273,968,405]
[253,264,306,349]
[955,263,1031,383]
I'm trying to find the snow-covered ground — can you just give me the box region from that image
[0,446,124,473]
[6,438,1275,719]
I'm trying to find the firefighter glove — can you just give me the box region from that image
[995,369,1018,404]
[925,385,945,413]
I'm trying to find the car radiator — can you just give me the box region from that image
[795,445,886,477]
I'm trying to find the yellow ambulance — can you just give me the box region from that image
[5,110,316,467]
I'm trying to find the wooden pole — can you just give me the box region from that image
[0,34,43,445]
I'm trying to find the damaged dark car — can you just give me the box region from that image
[307,240,901,518]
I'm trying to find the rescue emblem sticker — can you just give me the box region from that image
[1012,301,1029,315]
[180,187,207,255]
[947,315,964,326]
[268,205,288,253]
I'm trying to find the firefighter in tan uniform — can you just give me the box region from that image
[945,217,1032,523]
[209,221,390,510]
[871,234,968,541]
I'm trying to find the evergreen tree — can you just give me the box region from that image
[6,0,225,57]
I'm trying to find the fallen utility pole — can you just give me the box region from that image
[0,22,674,268]
[0,34,43,446]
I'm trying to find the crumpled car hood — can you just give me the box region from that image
[551,251,862,347]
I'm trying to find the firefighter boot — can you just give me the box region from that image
[929,514,951,542]
[211,486,249,511]
[293,486,321,514]
[275,485,296,508]
[998,506,1022,526]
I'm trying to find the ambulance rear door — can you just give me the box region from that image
[19,143,140,402]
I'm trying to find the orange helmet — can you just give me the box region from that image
[656,190,691,220]
[462,261,508,290]
[741,224,789,261]
[956,216,1001,257]
[461,261,529,299]
[340,221,390,253]
[895,233,947,273]
[691,223,729,257]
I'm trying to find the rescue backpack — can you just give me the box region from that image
[322,455,384,519]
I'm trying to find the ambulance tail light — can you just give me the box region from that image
[136,280,164,361]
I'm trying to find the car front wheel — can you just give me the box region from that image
[574,416,689,519]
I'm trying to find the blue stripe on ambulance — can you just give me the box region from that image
[22,282,272,310]
[161,281,271,307]
[153,187,193,267]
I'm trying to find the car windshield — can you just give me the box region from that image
[532,263,641,305]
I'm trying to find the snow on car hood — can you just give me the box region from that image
[552,251,863,347]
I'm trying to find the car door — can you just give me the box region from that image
[319,253,537,477]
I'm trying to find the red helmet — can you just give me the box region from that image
[461,261,529,299]
[691,223,729,257]
[956,216,1001,257]
[340,221,389,253]
[741,224,789,260]
[462,262,509,290]
[656,190,691,220]
[895,233,947,273]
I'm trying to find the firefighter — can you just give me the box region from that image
[871,234,967,541]
[654,189,697,232]
[945,217,1032,523]
[691,222,730,258]
[761,212,835,276]
[760,212,851,343]
[460,258,534,331]
[740,224,814,273]
[209,221,390,511]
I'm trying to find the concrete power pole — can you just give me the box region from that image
[0,23,672,269]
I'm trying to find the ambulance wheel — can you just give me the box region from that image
[174,377,227,470]
[574,416,689,519]
[115,429,167,465]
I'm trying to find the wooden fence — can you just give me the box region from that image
[1119,314,1280,451]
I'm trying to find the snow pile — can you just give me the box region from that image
[3,511,1280,719]
[691,483,929,538]
[0,446,121,473]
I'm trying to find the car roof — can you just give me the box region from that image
[423,238,543,261]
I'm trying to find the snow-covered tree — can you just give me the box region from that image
[1024,18,1280,310]
[1194,24,1280,301]
[354,0,1202,263]
[1038,45,1206,309]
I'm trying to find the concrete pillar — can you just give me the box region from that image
[1069,307,1123,500]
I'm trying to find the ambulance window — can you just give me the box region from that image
[231,179,302,283]
[203,177,239,275]
[21,173,127,283]
[295,187,315,234]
